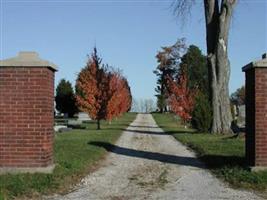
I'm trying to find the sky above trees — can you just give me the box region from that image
[1,0,266,100]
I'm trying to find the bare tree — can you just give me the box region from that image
[131,98,140,112]
[173,0,237,133]
[144,99,155,113]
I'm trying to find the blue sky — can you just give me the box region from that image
[1,0,266,100]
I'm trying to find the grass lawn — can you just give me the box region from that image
[0,113,136,200]
[152,113,267,195]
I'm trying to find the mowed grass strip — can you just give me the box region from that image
[0,113,137,200]
[152,113,267,193]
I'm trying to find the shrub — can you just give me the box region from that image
[192,92,212,132]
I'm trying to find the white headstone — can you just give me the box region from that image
[237,105,246,127]
[78,112,91,122]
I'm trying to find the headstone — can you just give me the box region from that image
[236,105,246,128]
[68,120,82,126]
[54,125,68,132]
[232,105,238,120]
[78,112,91,122]
[58,127,72,133]
[67,119,85,129]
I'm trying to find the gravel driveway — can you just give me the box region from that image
[46,114,262,200]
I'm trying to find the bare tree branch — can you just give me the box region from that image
[172,0,196,23]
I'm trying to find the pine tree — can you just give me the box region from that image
[55,79,77,117]
[180,45,212,132]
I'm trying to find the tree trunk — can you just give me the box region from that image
[97,119,101,130]
[204,0,236,133]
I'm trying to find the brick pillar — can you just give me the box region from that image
[242,53,267,171]
[0,52,57,174]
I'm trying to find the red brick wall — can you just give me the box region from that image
[246,68,267,167]
[255,68,267,166]
[0,67,54,168]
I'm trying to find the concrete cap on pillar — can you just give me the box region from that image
[0,51,57,71]
[242,53,267,72]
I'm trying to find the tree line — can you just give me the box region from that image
[154,39,212,132]
[154,38,245,132]
[55,47,132,129]
[171,0,238,134]
[131,98,156,113]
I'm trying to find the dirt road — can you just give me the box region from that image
[47,114,262,200]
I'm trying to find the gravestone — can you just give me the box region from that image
[236,105,246,128]
[54,125,68,132]
[0,52,57,174]
[232,105,238,120]
[78,112,91,122]
[67,119,83,129]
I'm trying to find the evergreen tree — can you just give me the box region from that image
[55,79,77,117]
[179,45,212,132]
[192,92,212,132]
[180,45,208,94]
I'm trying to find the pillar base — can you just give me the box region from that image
[0,164,55,175]
[250,166,267,172]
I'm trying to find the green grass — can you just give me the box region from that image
[152,113,267,193]
[0,113,136,200]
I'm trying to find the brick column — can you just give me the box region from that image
[0,52,57,174]
[242,53,267,171]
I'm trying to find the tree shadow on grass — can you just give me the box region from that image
[199,155,246,169]
[158,124,198,134]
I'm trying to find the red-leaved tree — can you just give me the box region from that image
[106,71,132,122]
[167,70,196,125]
[76,48,132,129]
[76,48,110,130]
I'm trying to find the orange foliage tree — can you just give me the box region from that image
[75,48,109,129]
[167,70,196,125]
[106,71,132,122]
[76,48,132,129]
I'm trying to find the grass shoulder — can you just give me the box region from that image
[152,113,267,196]
[0,113,137,200]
